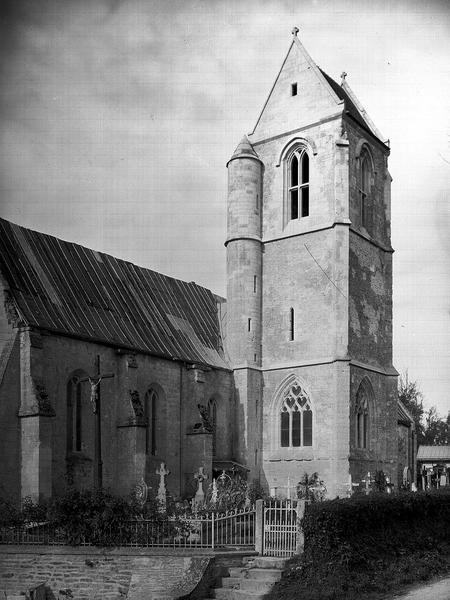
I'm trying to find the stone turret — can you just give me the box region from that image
[226,136,263,368]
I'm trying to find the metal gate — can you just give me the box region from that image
[262,499,299,557]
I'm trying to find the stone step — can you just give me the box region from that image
[213,588,269,600]
[222,577,274,593]
[229,567,247,578]
[250,556,289,570]
[246,568,283,581]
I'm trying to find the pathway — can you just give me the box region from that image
[391,575,450,599]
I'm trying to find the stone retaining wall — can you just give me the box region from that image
[0,546,217,600]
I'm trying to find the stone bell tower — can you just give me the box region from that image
[226,29,398,497]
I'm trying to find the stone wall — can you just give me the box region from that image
[0,546,212,600]
[0,318,234,505]
[0,279,21,506]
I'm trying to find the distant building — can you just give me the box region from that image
[397,400,416,488]
[417,446,450,489]
[0,30,400,505]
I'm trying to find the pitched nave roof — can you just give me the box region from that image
[0,218,229,370]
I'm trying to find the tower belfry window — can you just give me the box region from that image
[291,82,298,96]
[358,150,372,229]
[289,150,309,220]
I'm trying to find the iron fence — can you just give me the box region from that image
[0,506,255,550]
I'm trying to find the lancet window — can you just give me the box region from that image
[358,149,372,229]
[355,382,371,449]
[145,389,158,455]
[289,149,309,220]
[208,397,217,457]
[67,376,83,453]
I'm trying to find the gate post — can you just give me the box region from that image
[296,499,306,554]
[255,499,264,555]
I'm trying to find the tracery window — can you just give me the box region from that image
[289,149,309,220]
[358,150,372,229]
[145,389,158,455]
[280,383,312,447]
[355,382,370,449]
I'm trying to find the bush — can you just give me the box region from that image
[301,488,450,567]
[266,489,450,600]
[48,488,142,545]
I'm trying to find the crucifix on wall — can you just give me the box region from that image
[78,355,114,488]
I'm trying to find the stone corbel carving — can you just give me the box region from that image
[128,389,146,426]
[127,354,138,369]
[19,378,56,417]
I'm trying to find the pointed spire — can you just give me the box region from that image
[227,135,262,166]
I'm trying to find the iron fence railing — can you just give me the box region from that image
[0,506,256,550]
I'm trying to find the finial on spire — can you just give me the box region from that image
[292,26,299,37]
[341,71,347,84]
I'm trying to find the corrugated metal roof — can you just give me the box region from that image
[417,446,450,461]
[0,218,229,370]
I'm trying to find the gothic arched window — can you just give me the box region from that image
[289,149,309,220]
[358,149,373,229]
[280,383,312,447]
[145,389,158,455]
[67,376,82,453]
[355,380,372,449]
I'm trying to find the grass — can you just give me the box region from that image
[264,543,450,600]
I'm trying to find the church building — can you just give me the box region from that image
[0,31,400,505]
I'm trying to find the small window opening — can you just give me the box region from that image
[256,193,259,211]
[289,307,295,341]
[254,353,257,363]
[253,275,257,293]
[291,82,297,96]
[248,318,251,332]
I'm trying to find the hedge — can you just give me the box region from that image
[301,489,450,568]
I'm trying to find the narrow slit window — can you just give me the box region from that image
[253,275,257,293]
[289,307,295,341]
[256,193,259,211]
[248,318,251,332]
[291,82,298,96]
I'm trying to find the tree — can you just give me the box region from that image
[423,406,450,445]
[398,372,425,442]
[398,372,449,446]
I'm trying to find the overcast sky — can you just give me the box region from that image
[0,0,449,417]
